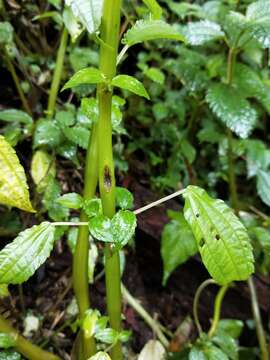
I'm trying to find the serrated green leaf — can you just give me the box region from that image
[256,170,270,207]
[62,67,105,91]
[189,347,207,360]
[34,119,62,148]
[161,212,197,285]
[57,192,83,209]
[142,0,162,19]
[111,210,136,247]
[43,177,69,221]
[0,22,13,45]
[246,0,270,48]
[55,110,75,128]
[63,125,90,149]
[112,75,150,99]
[89,210,136,247]
[0,135,35,212]
[115,187,134,210]
[89,351,111,360]
[183,186,254,285]
[65,0,103,35]
[0,109,33,125]
[184,20,224,45]
[0,222,55,284]
[168,2,202,20]
[122,20,185,46]
[206,84,257,138]
[0,333,16,349]
[31,150,56,192]
[245,140,270,178]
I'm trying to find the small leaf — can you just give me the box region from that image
[138,340,166,360]
[116,187,134,210]
[111,210,136,247]
[63,6,83,42]
[0,222,55,284]
[65,0,103,35]
[0,109,33,125]
[184,20,225,45]
[56,192,83,209]
[0,333,16,349]
[0,135,35,212]
[84,198,103,218]
[89,210,136,247]
[122,20,185,46]
[31,150,56,193]
[144,67,165,84]
[83,309,99,339]
[256,170,270,207]
[89,352,111,360]
[161,212,198,285]
[34,119,61,148]
[95,328,119,344]
[189,347,207,360]
[245,140,270,178]
[89,215,114,243]
[63,125,90,149]
[0,351,21,360]
[112,75,150,99]
[206,84,257,138]
[62,67,105,91]
[205,345,229,360]
[183,186,254,285]
[212,331,238,360]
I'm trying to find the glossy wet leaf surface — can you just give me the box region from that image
[112,75,150,99]
[184,20,224,45]
[183,186,254,284]
[0,222,55,284]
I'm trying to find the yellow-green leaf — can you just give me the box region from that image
[0,135,35,212]
[31,150,56,193]
[183,186,254,285]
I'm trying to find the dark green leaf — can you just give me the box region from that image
[0,110,33,125]
[246,0,270,48]
[63,125,90,149]
[217,319,244,339]
[161,211,197,285]
[212,331,238,360]
[206,84,257,138]
[0,351,21,360]
[83,198,103,218]
[183,186,254,285]
[0,22,13,45]
[184,20,224,45]
[0,222,55,284]
[112,75,150,99]
[34,119,61,148]
[142,0,162,19]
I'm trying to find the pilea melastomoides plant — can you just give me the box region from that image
[0,0,268,359]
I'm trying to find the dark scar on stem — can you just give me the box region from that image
[104,165,112,191]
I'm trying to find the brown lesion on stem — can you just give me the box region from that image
[104,165,112,192]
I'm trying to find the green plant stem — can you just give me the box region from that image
[248,277,269,360]
[193,279,216,335]
[73,124,99,358]
[4,48,32,116]
[97,1,122,359]
[0,314,60,360]
[208,284,229,337]
[226,47,239,213]
[47,27,68,119]
[121,283,169,348]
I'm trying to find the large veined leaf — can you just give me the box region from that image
[206,84,257,138]
[65,0,103,35]
[161,211,197,285]
[122,20,185,46]
[0,135,35,212]
[183,186,254,285]
[256,170,270,207]
[183,20,225,45]
[246,0,270,48]
[0,222,55,284]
